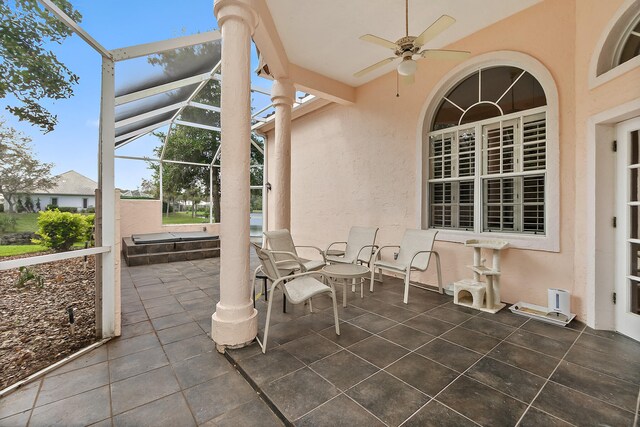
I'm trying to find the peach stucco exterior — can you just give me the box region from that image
[264,0,640,323]
[119,199,220,238]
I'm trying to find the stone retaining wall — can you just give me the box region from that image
[0,232,37,245]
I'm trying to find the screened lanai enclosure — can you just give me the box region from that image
[110,31,312,227]
[29,0,316,340]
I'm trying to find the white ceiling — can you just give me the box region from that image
[265,0,541,87]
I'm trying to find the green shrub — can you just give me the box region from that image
[45,205,77,213]
[33,210,90,251]
[82,214,95,243]
[85,207,95,213]
[0,215,18,233]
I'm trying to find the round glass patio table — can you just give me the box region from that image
[322,263,370,307]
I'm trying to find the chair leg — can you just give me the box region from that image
[250,266,260,308]
[261,290,276,354]
[403,270,411,304]
[308,298,314,313]
[370,268,376,293]
[434,252,443,294]
[330,289,340,336]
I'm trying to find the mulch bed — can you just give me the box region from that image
[0,252,97,390]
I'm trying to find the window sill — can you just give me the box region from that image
[431,229,559,253]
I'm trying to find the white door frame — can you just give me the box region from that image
[615,117,640,341]
[587,98,640,332]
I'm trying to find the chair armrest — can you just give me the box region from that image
[408,250,439,271]
[270,250,306,271]
[371,245,401,262]
[356,244,378,264]
[271,270,332,289]
[324,241,347,253]
[295,245,326,262]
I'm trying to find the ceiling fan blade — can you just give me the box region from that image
[353,57,397,78]
[400,73,415,85]
[420,49,470,60]
[359,34,399,51]
[413,15,456,48]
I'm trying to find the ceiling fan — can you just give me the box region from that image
[354,0,470,84]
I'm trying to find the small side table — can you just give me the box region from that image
[322,263,370,307]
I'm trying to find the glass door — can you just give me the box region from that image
[615,117,640,341]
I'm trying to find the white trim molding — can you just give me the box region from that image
[585,97,640,329]
[589,0,640,89]
[416,50,560,252]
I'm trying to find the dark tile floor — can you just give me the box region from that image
[231,269,640,427]
[1,254,639,427]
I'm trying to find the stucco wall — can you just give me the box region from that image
[573,0,640,327]
[267,1,595,317]
[119,199,220,238]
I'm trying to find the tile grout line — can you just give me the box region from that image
[513,323,586,426]
[23,378,44,427]
[123,268,201,425]
[634,386,640,427]
[422,319,535,424]
[154,269,204,427]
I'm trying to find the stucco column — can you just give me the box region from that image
[270,79,295,230]
[211,0,259,351]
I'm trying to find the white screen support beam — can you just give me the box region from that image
[115,101,188,129]
[174,120,221,132]
[189,101,222,113]
[37,0,111,58]
[99,57,117,338]
[115,120,173,143]
[115,72,212,106]
[110,30,221,61]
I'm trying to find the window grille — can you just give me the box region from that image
[427,66,547,235]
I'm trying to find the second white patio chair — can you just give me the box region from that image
[324,226,379,266]
[370,229,443,304]
[252,243,340,353]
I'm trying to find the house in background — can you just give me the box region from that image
[5,170,98,211]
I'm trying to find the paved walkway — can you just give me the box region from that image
[0,256,283,427]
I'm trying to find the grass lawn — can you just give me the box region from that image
[162,212,210,225]
[0,212,39,235]
[0,245,49,257]
[0,242,87,257]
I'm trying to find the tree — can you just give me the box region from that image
[0,120,55,212]
[146,40,264,223]
[0,0,82,133]
[138,178,159,199]
[24,194,34,212]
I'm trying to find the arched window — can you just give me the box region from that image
[426,65,548,235]
[614,13,640,67]
[592,1,640,83]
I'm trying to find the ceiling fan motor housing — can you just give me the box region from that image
[394,36,420,56]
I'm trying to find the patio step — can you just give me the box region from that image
[121,237,220,266]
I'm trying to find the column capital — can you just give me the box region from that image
[214,0,259,33]
[271,78,295,107]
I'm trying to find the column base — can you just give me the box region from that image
[211,308,258,353]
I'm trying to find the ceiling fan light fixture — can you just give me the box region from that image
[397,58,417,76]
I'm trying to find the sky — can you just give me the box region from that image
[1,0,272,190]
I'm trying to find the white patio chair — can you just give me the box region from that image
[252,243,340,353]
[324,226,379,266]
[263,229,326,273]
[369,229,443,304]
